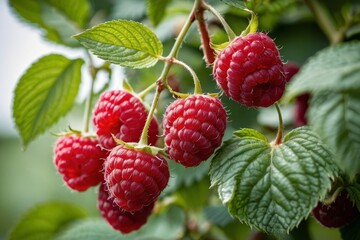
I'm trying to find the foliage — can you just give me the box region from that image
[6,0,360,239]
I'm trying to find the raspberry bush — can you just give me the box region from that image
[7,0,360,239]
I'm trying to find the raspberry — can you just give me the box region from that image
[93,90,159,149]
[281,62,310,126]
[294,93,310,127]
[97,183,154,234]
[283,62,300,82]
[213,32,286,107]
[53,134,108,191]
[104,145,169,212]
[163,95,227,167]
[312,191,360,228]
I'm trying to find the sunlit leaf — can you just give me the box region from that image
[74,20,163,69]
[13,54,83,148]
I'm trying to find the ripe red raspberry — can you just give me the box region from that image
[213,32,286,107]
[104,145,169,212]
[312,191,360,228]
[93,90,159,149]
[294,93,310,127]
[53,134,108,191]
[163,95,227,167]
[97,183,154,234]
[283,62,300,82]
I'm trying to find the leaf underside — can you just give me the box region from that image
[285,42,360,100]
[309,92,360,175]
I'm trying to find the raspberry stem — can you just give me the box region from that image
[83,52,97,133]
[138,0,203,145]
[171,58,202,94]
[83,52,112,133]
[138,82,156,99]
[303,0,342,45]
[139,80,164,146]
[274,102,284,145]
[195,1,216,65]
[240,9,258,37]
[202,1,236,41]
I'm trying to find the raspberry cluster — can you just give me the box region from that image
[213,32,286,107]
[53,90,170,234]
[53,89,227,233]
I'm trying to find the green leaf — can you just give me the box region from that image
[204,206,234,227]
[57,206,185,240]
[13,54,84,148]
[9,202,87,240]
[285,42,360,100]
[74,20,163,69]
[309,92,360,175]
[147,0,172,26]
[340,217,360,240]
[346,184,360,211]
[9,0,90,47]
[220,0,246,9]
[209,127,339,236]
